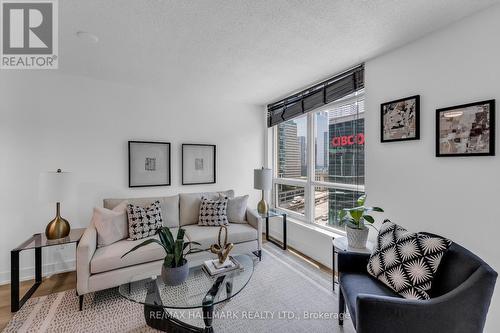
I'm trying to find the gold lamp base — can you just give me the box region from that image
[45,202,71,240]
[257,191,268,215]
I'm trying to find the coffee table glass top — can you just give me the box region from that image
[118,254,254,309]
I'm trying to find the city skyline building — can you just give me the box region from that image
[278,120,301,178]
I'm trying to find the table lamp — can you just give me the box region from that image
[39,169,73,239]
[254,168,272,214]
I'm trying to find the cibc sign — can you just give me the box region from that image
[331,133,365,147]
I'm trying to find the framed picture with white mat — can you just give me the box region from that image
[128,141,171,187]
[182,144,216,185]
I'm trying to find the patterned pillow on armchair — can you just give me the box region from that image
[367,220,452,300]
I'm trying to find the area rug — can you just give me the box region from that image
[3,244,355,332]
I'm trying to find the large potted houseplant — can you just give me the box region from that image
[121,227,200,286]
[338,195,384,249]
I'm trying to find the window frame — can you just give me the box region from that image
[271,92,366,232]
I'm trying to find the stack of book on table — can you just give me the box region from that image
[203,257,242,276]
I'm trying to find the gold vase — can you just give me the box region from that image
[45,202,71,240]
[257,190,268,214]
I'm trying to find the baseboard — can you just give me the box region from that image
[0,260,76,286]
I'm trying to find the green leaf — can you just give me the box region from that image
[350,209,363,222]
[363,215,375,223]
[183,241,201,252]
[164,253,174,268]
[176,228,185,241]
[161,227,174,245]
[121,239,166,258]
[356,195,366,207]
[158,228,169,250]
[346,220,361,229]
[174,239,183,267]
[371,207,384,212]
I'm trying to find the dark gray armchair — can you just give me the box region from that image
[338,240,497,333]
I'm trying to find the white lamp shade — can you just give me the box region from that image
[39,170,73,203]
[254,168,272,190]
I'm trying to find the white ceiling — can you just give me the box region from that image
[59,0,500,105]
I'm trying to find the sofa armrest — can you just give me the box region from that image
[76,226,97,295]
[355,267,497,333]
[246,208,262,250]
[338,251,370,274]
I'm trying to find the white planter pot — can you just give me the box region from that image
[346,226,369,249]
[161,259,189,286]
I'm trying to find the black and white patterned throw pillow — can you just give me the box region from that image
[127,201,163,240]
[367,220,452,300]
[198,196,229,226]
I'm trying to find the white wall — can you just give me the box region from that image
[365,5,500,332]
[0,72,265,283]
[267,218,336,269]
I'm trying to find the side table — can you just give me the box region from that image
[332,236,374,292]
[11,228,85,312]
[260,210,287,250]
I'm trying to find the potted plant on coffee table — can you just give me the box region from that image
[121,227,201,286]
[338,195,384,249]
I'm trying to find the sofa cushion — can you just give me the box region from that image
[103,195,179,228]
[198,196,229,226]
[92,201,128,247]
[179,190,234,226]
[340,273,402,327]
[127,201,163,240]
[225,195,249,223]
[162,195,180,228]
[90,230,177,274]
[183,223,257,250]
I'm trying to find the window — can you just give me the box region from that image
[277,115,307,180]
[314,187,365,228]
[276,184,305,215]
[272,91,365,231]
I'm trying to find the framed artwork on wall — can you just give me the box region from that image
[182,144,216,185]
[436,100,495,157]
[381,95,420,142]
[128,141,171,187]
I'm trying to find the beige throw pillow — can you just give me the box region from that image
[221,194,248,223]
[92,201,128,247]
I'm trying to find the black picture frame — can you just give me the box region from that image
[436,100,495,157]
[381,95,420,142]
[128,141,171,187]
[182,144,216,185]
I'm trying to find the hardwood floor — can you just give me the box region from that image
[0,240,333,331]
[0,272,76,331]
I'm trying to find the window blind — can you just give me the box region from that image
[267,64,364,127]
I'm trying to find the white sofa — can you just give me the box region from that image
[76,189,262,310]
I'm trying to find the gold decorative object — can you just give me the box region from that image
[254,168,271,215]
[209,226,234,263]
[45,202,71,240]
[257,198,268,215]
[40,169,72,240]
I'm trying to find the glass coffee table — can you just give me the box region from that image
[119,254,254,333]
